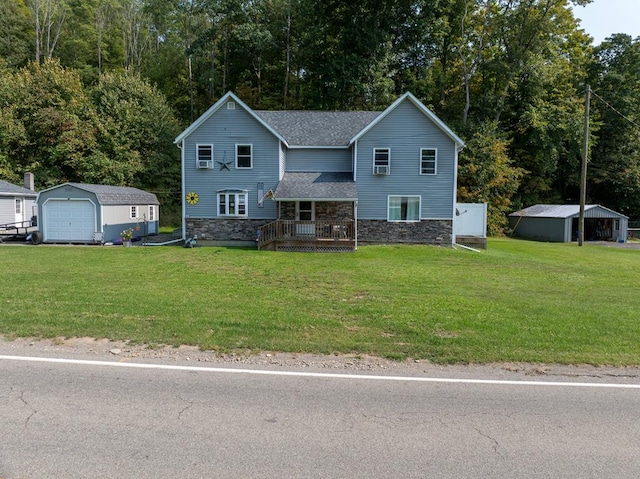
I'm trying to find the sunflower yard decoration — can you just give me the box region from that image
[186,192,199,205]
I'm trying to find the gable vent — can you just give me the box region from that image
[227,101,236,110]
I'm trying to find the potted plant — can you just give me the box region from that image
[121,228,133,247]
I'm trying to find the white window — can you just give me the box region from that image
[236,144,252,169]
[388,196,421,222]
[373,148,390,175]
[420,148,437,175]
[196,144,213,169]
[15,198,22,214]
[218,190,248,217]
[130,206,138,218]
[149,205,156,222]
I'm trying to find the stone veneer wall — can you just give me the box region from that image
[186,216,451,245]
[279,201,354,220]
[357,219,452,245]
[186,218,269,242]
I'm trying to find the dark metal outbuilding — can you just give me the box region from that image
[509,204,628,243]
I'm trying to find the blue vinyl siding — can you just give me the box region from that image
[286,148,352,172]
[355,101,456,220]
[182,105,280,220]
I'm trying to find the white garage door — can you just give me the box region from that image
[44,200,96,242]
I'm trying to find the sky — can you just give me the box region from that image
[571,0,640,45]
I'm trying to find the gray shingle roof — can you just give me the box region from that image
[67,183,159,205]
[275,172,357,200]
[0,179,36,197]
[255,111,382,147]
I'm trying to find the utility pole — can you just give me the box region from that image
[579,85,591,246]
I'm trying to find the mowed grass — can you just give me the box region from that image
[1,238,639,365]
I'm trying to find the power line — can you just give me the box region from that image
[590,89,640,130]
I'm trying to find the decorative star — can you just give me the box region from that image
[217,160,233,171]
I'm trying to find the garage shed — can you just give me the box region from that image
[36,183,160,243]
[509,204,628,243]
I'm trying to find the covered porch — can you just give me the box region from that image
[257,172,357,252]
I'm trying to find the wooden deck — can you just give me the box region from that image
[257,220,355,252]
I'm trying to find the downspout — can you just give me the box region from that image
[354,200,358,250]
[178,140,186,240]
[353,141,358,182]
[452,144,462,246]
[353,140,358,250]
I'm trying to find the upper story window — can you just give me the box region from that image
[218,190,248,217]
[130,206,138,219]
[388,196,421,222]
[196,144,213,169]
[373,148,390,175]
[420,148,437,175]
[236,144,252,169]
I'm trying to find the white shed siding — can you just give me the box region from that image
[355,101,457,220]
[182,105,280,220]
[102,204,141,225]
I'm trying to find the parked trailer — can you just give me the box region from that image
[0,219,39,242]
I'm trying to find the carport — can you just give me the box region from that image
[509,204,628,243]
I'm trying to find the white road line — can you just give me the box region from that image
[1,354,639,389]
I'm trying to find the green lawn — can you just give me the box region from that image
[1,238,639,365]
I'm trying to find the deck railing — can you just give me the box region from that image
[257,220,355,250]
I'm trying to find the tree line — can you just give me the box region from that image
[1,0,639,232]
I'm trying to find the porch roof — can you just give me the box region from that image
[274,172,357,201]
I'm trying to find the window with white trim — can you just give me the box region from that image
[388,196,421,222]
[373,148,390,175]
[236,144,252,169]
[218,190,248,217]
[196,144,213,168]
[130,206,138,218]
[15,198,22,214]
[149,205,156,222]
[420,148,437,175]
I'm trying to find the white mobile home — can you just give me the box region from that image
[0,174,37,228]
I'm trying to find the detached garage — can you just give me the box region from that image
[36,183,160,243]
[509,204,628,243]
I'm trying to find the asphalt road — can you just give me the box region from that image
[1,353,640,478]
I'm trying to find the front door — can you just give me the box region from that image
[14,198,23,224]
[296,201,315,235]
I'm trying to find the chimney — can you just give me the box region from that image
[24,172,34,191]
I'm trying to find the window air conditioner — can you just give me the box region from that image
[197,159,211,169]
[374,165,389,175]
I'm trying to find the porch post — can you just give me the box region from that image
[354,200,358,250]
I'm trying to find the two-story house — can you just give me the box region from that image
[174,91,465,251]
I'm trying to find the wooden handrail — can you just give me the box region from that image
[257,220,354,250]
